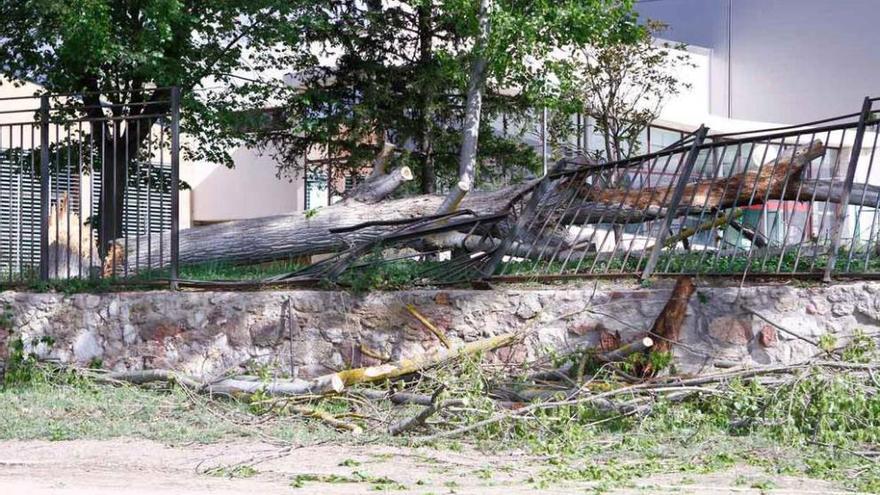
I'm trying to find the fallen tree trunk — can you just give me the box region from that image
[578,141,826,211]
[53,136,880,275]
[120,181,536,271]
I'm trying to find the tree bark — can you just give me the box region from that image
[575,141,825,212]
[48,134,880,277]
[436,0,492,214]
[639,276,696,377]
[348,165,412,202]
[417,3,436,194]
[122,181,534,271]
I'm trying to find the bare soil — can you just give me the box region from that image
[0,439,852,495]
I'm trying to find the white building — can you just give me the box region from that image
[634,0,880,124]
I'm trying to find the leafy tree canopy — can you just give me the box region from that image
[0,0,303,165]
[264,0,644,194]
[0,0,644,194]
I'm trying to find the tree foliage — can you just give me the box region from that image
[0,0,304,166]
[551,20,694,162]
[0,0,646,200]
[264,0,643,195]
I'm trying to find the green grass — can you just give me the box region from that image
[176,259,304,281]
[2,358,879,492]
[0,370,339,445]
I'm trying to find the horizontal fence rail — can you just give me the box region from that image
[0,88,180,287]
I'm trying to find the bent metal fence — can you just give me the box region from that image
[295,96,880,287]
[0,88,180,287]
[485,97,880,282]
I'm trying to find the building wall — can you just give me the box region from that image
[636,0,880,124]
[180,143,307,224]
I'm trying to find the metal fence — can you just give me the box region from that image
[0,88,179,287]
[483,97,880,282]
[288,96,880,287]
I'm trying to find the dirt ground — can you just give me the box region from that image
[0,439,855,495]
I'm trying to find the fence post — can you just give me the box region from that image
[169,86,180,290]
[541,107,548,175]
[641,125,708,281]
[824,97,874,282]
[39,95,50,282]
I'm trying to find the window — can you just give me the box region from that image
[304,169,328,210]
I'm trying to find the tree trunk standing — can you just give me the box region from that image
[83,87,171,256]
[436,0,493,214]
[98,120,130,255]
[639,277,696,377]
[417,3,436,194]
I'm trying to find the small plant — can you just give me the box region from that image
[819,334,837,353]
[841,330,877,363]
[208,464,259,478]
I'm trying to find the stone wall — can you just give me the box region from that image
[1,281,877,378]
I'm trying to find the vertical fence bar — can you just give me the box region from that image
[640,125,708,280]
[169,87,180,289]
[38,95,50,282]
[824,97,873,282]
[541,107,548,176]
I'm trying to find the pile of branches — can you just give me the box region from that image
[74,277,880,443]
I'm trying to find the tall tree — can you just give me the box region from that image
[0,0,303,250]
[554,20,693,162]
[266,0,643,197]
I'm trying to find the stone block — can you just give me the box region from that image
[708,316,753,345]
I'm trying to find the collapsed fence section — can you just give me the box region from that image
[482,97,880,281]
[296,97,880,287]
[0,88,180,286]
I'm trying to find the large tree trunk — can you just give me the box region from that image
[575,140,825,212]
[51,136,880,277]
[416,2,436,194]
[121,180,534,271]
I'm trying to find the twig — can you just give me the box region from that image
[388,386,447,435]
[743,306,822,349]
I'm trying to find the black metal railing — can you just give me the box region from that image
[0,88,180,287]
[482,97,880,282]
[285,97,880,287]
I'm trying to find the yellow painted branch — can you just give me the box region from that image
[334,332,519,387]
[406,304,451,349]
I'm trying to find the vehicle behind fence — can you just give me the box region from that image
[0,88,179,287]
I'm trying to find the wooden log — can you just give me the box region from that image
[88,137,880,273]
[577,141,825,211]
[121,182,535,271]
[639,276,696,377]
[662,209,743,249]
[348,166,413,203]
[206,374,345,397]
[600,337,655,362]
[96,369,344,398]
